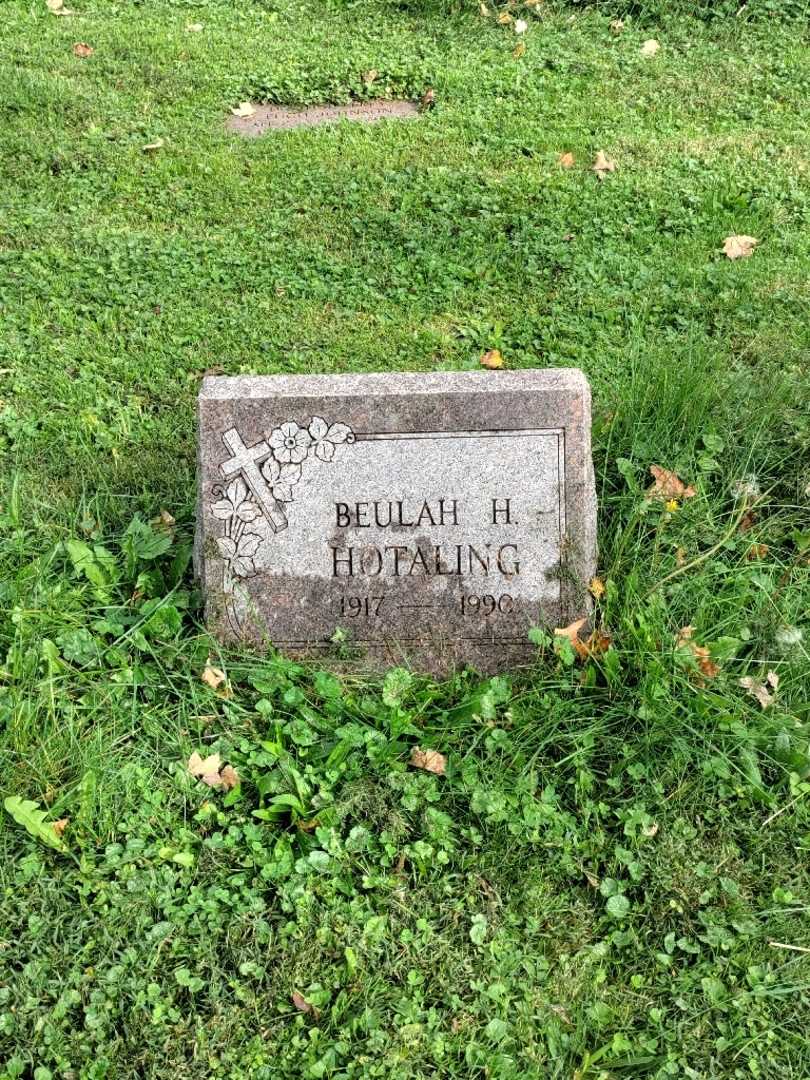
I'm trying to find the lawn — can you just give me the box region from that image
[1,0,810,1076]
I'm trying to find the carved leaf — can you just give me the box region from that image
[309,416,329,441]
[216,536,237,559]
[314,440,335,462]
[231,555,256,578]
[236,532,262,558]
[326,422,351,444]
[235,500,260,522]
[272,484,296,502]
[225,478,248,505]
[211,497,234,519]
[261,457,280,484]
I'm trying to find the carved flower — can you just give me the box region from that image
[308,416,353,462]
[261,457,302,503]
[210,478,260,522]
[269,422,311,465]
[216,532,261,578]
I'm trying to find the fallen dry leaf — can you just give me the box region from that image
[410,747,447,776]
[642,822,659,837]
[185,21,203,32]
[52,818,69,838]
[151,508,175,530]
[362,69,378,86]
[142,138,165,152]
[610,18,625,32]
[188,751,223,787]
[292,991,319,1017]
[480,348,504,370]
[201,662,227,690]
[497,11,512,24]
[740,671,778,709]
[558,151,575,168]
[554,617,588,658]
[723,235,758,260]
[230,101,256,119]
[592,150,616,180]
[675,546,687,567]
[648,465,696,501]
[745,543,769,561]
[676,626,720,681]
[219,764,240,791]
[554,617,612,661]
[513,41,526,59]
[640,38,660,57]
[47,0,74,14]
[72,42,94,57]
[589,576,605,600]
[479,1,490,15]
[419,88,436,111]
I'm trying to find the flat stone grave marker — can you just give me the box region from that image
[196,369,596,674]
[226,101,420,136]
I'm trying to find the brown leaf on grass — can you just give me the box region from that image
[52,818,69,838]
[739,511,757,533]
[292,991,318,1015]
[610,18,625,32]
[558,151,575,168]
[745,543,769,561]
[740,671,778,709]
[723,235,758,260]
[675,546,687,567]
[230,101,256,118]
[640,38,660,57]
[648,465,696,501]
[513,41,526,59]
[497,11,513,23]
[675,626,720,681]
[142,138,165,152]
[554,618,611,661]
[362,69,378,86]
[480,348,504,370]
[419,88,436,111]
[188,752,239,790]
[589,576,605,600]
[188,751,223,786]
[410,747,447,776]
[72,42,94,57]
[592,150,616,180]
[219,764,241,791]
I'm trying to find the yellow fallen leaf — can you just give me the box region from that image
[723,235,758,260]
[589,576,605,600]
[52,818,69,838]
[480,349,504,370]
[72,42,94,57]
[554,617,587,656]
[497,11,512,23]
[47,0,74,14]
[675,626,719,682]
[558,151,575,168]
[592,150,616,180]
[513,42,526,59]
[230,101,256,119]
[648,465,696,501]
[185,21,203,32]
[640,39,660,57]
[142,138,165,152]
[479,1,490,15]
[201,662,226,690]
[610,18,625,32]
[362,69,378,86]
[410,747,446,776]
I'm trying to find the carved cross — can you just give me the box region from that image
[219,427,288,532]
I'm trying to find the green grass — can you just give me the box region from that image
[1,0,810,1076]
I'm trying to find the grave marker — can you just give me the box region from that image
[196,370,596,674]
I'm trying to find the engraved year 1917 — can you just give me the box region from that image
[337,595,385,617]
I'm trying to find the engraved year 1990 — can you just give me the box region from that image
[336,594,515,617]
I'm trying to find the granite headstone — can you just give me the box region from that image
[196,369,596,674]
